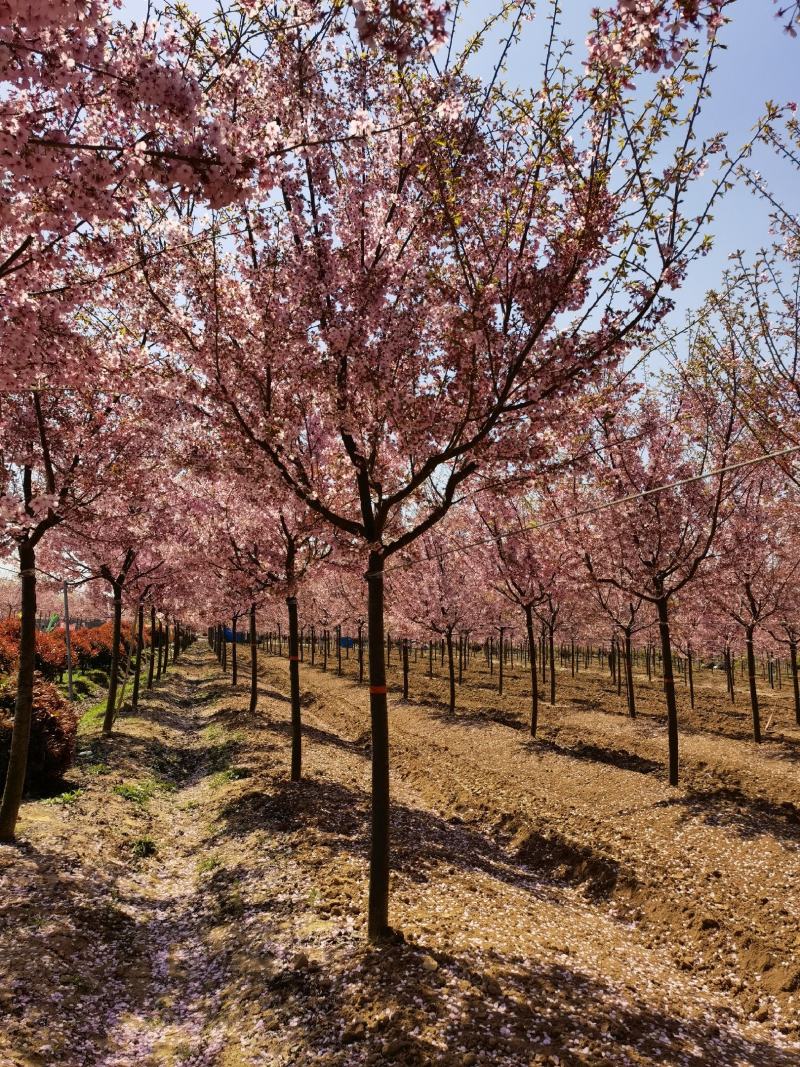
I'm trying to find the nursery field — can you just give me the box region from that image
[1,644,798,1067]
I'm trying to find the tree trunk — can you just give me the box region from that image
[157,621,165,680]
[366,551,390,941]
[687,643,695,710]
[745,624,761,743]
[446,628,456,714]
[231,614,238,687]
[287,595,302,781]
[132,603,145,709]
[358,623,364,684]
[624,628,636,718]
[548,624,556,706]
[0,542,37,842]
[790,640,800,727]
[147,606,157,688]
[525,606,539,736]
[249,602,258,715]
[402,639,409,700]
[102,585,123,736]
[498,628,504,696]
[656,593,679,787]
[163,620,169,674]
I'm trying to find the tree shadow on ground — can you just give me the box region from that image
[213,773,629,904]
[262,718,371,758]
[419,702,527,732]
[525,738,663,777]
[655,786,800,843]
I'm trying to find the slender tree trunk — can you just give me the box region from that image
[337,625,342,676]
[132,603,145,709]
[402,638,409,700]
[287,595,302,780]
[366,552,390,941]
[656,592,680,787]
[249,602,258,715]
[687,643,695,710]
[525,606,539,736]
[102,586,123,736]
[548,624,556,706]
[63,582,74,701]
[428,637,433,678]
[446,628,456,714]
[147,606,157,688]
[231,614,239,686]
[163,620,169,674]
[745,624,761,743]
[624,628,636,718]
[0,542,37,842]
[157,621,165,679]
[358,623,364,684]
[790,640,800,727]
[498,627,504,696]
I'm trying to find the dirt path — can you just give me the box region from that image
[1,646,798,1066]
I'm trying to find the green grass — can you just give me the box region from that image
[84,762,110,776]
[130,836,157,858]
[78,697,108,735]
[209,766,251,788]
[198,854,220,874]
[112,777,174,805]
[44,788,83,806]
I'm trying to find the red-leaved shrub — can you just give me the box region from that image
[63,621,130,672]
[0,676,78,793]
[0,620,68,680]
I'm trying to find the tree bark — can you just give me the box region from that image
[745,624,761,743]
[231,614,238,687]
[624,628,636,718]
[0,542,37,842]
[790,640,800,727]
[249,602,258,715]
[147,606,157,688]
[366,551,390,941]
[548,624,556,706]
[287,595,302,781]
[525,606,538,736]
[132,603,144,709]
[102,586,123,736]
[402,638,409,700]
[446,628,456,714]
[656,592,680,787]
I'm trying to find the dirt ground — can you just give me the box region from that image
[1,642,799,1066]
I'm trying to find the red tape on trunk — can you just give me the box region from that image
[289,655,300,661]
[369,685,388,695]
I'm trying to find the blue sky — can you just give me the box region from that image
[120,0,798,336]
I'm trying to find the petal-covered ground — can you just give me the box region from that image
[1,645,799,1066]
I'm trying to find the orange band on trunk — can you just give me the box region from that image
[289,655,300,661]
[369,685,388,695]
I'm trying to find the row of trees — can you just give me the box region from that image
[1,0,798,942]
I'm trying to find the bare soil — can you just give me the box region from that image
[1,643,798,1066]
